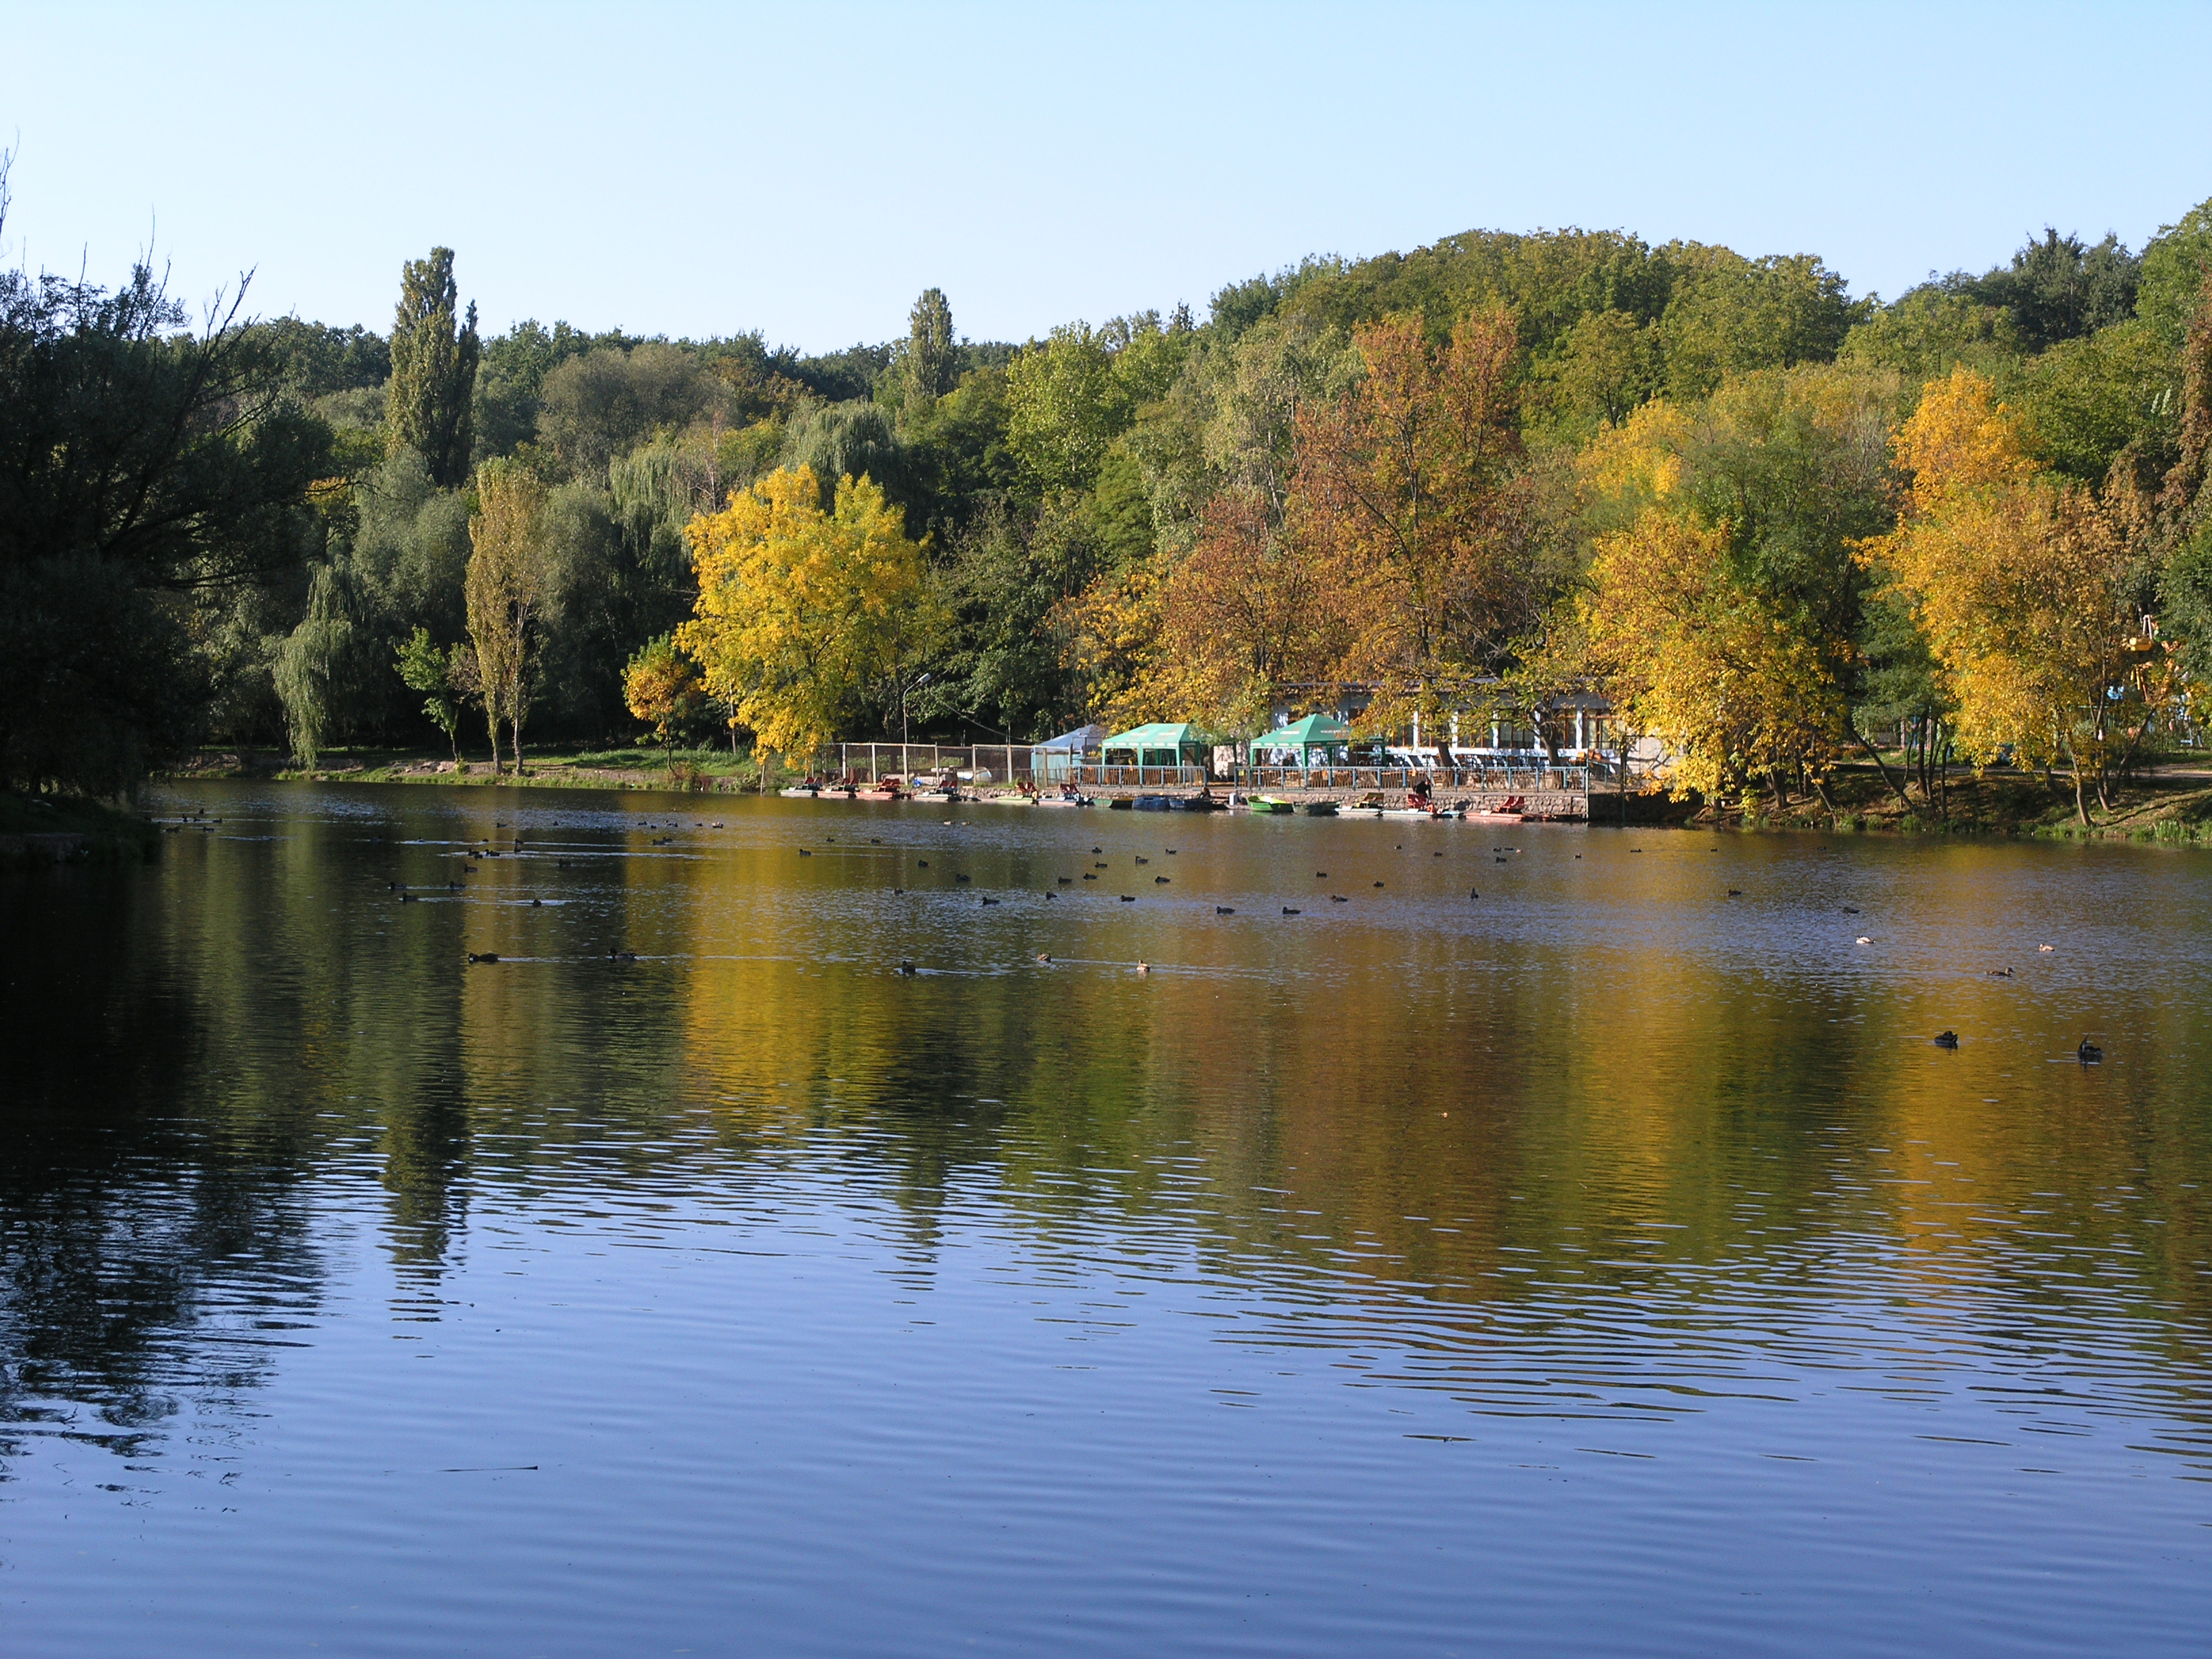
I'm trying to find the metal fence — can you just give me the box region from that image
[838,743,1039,784]
[1246,763,1592,792]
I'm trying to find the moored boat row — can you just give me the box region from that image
[779,777,1536,820]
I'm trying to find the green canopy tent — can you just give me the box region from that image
[1101,722,1210,771]
[1251,712,1352,766]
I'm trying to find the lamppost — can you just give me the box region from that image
[902,672,932,767]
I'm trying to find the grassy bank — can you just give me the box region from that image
[161,743,781,794]
[1671,762,2212,846]
[0,790,163,864]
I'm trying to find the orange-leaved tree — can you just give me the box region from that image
[1149,487,1348,735]
[1287,309,1540,735]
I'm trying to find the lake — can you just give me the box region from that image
[3,780,2208,1656]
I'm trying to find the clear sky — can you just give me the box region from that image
[3,1,2207,351]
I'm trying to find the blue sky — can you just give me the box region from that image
[3,1,2207,350]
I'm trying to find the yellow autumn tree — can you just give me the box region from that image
[676,466,937,766]
[1575,394,1857,806]
[622,634,704,764]
[1582,507,1847,802]
[1054,556,1172,729]
[1860,367,2152,822]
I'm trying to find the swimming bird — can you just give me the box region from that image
[1373,881,1385,888]
[898,961,916,975]
[1282,907,1302,916]
[1315,872,1328,878]
[1095,861,1109,869]
[609,949,637,962]
[955,873,971,883]
[1120,895,1135,903]
[1135,961,1151,976]
[1135,856,1149,865]
[1856,936,1872,945]
[1496,856,1507,863]
[918,859,929,867]
[2078,1038,2103,1063]
[1727,889,1742,897]
[468,952,499,964]
[1987,967,2014,978]
[2039,943,2054,952]
[1154,875,1170,884]
[1037,954,1052,964]
[798,848,812,857]
[1092,847,1103,854]
[399,893,411,902]
[1166,849,1177,855]
[1934,1031,1959,1048]
[1330,895,1347,903]
[531,898,543,907]
[1083,873,1097,880]
[1057,876,1073,884]
[1842,906,1859,915]
[980,897,999,905]
[1044,892,1056,900]
[1215,906,1235,915]
[1468,889,1479,900]
[894,888,904,895]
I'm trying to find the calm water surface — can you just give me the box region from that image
[3,781,2209,1656]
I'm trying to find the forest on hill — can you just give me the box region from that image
[4,168,2210,818]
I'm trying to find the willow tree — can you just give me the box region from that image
[465,462,552,773]
[677,466,937,769]
[388,247,480,487]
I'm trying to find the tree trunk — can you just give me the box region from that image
[1848,720,1914,813]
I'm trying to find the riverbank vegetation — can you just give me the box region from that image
[5,145,2211,832]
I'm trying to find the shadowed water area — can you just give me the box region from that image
[3,780,2209,1656]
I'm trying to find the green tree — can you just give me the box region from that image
[0,197,329,794]
[465,461,554,772]
[387,247,480,487]
[396,626,465,762]
[2138,199,2212,344]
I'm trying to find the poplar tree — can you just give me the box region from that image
[903,287,957,407]
[387,247,480,487]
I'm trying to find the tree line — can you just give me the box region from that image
[4,152,2209,821]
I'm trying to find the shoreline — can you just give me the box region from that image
[138,752,2212,848]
